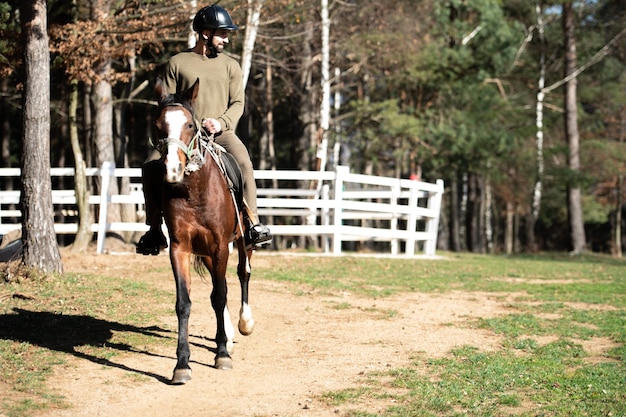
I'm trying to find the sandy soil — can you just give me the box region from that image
[36,249,515,417]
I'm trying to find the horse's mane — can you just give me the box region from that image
[159,93,196,118]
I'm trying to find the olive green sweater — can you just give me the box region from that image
[163,51,244,132]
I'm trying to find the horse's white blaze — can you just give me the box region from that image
[223,305,235,354]
[164,109,187,183]
[238,302,254,335]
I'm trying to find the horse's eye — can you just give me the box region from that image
[188,123,194,129]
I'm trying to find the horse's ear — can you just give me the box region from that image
[182,78,200,106]
[155,78,168,103]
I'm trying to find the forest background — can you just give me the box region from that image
[1,0,625,257]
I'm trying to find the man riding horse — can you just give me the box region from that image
[137,4,271,255]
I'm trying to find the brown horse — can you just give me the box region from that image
[150,78,254,384]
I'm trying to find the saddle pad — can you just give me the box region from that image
[220,151,244,209]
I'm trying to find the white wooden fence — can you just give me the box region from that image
[0,163,444,256]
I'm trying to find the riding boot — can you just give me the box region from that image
[136,227,168,255]
[137,155,167,255]
[246,222,272,249]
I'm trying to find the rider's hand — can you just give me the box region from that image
[202,118,222,134]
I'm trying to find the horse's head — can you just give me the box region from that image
[154,78,201,183]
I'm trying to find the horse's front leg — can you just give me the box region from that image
[209,249,234,370]
[170,248,193,384]
[237,239,255,336]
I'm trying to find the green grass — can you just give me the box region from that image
[369,344,625,417]
[256,252,626,306]
[289,252,625,417]
[325,343,625,417]
[479,308,625,342]
[1,251,625,417]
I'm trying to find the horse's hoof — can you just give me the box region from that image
[238,317,255,336]
[171,368,192,384]
[238,304,255,336]
[215,356,233,370]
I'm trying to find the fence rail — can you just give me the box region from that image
[0,164,444,256]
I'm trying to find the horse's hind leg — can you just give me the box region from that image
[237,239,255,336]
[170,250,193,384]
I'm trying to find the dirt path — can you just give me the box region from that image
[40,250,510,417]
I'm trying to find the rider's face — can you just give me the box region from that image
[212,29,230,53]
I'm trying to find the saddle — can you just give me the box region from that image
[219,151,244,210]
[198,136,244,212]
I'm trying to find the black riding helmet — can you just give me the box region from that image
[192,4,239,32]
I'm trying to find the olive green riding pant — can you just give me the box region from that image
[213,130,258,215]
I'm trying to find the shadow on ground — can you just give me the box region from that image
[0,308,179,384]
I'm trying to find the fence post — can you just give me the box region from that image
[333,166,348,255]
[390,183,400,255]
[322,183,331,253]
[96,161,114,254]
[405,181,420,255]
[423,179,444,256]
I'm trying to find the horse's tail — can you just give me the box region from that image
[193,256,209,281]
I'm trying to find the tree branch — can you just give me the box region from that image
[542,27,626,95]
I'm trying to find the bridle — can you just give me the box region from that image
[155,103,210,174]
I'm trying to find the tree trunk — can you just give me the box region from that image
[466,173,482,253]
[116,50,138,242]
[19,0,63,273]
[332,67,343,170]
[1,78,10,168]
[298,20,316,172]
[616,173,623,257]
[449,176,461,251]
[505,201,514,254]
[525,212,537,252]
[437,191,450,251]
[485,176,493,253]
[1,78,14,200]
[82,83,93,166]
[89,0,121,238]
[477,174,486,253]
[93,66,122,233]
[241,0,263,90]
[530,2,546,253]
[563,2,586,254]
[318,0,330,173]
[615,108,624,257]
[187,0,197,48]
[69,79,92,251]
[259,48,273,171]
